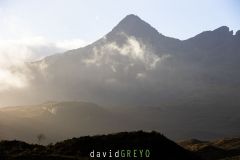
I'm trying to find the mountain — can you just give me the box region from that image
[1,14,239,107]
[0,131,200,160]
[0,14,240,141]
[25,14,240,106]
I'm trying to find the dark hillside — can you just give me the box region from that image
[0,131,200,160]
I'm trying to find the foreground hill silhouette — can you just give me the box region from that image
[0,131,200,160]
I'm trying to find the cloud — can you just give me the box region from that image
[0,68,28,90]
[83,34,171,74]
[0,36,87,92]
[0,33,172,106]
[55,39,87,50]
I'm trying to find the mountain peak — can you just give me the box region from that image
[122,14,141,21]
[119,14,146,26]
[108,14,161,40]
[185,26,233,44]
[213,26,233,35]
[106,14,171,45]
[214,26,229,32]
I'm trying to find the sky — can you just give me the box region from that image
[0,0,239,62]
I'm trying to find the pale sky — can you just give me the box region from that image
[0,0,239,60]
